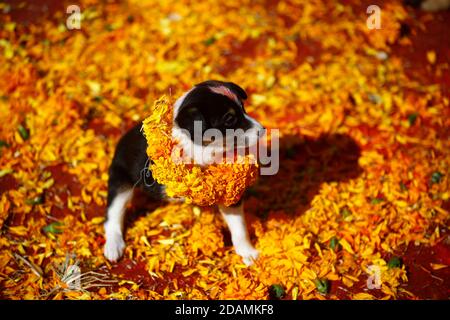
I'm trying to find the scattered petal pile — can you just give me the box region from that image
[0,0,448,299]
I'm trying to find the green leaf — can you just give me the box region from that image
[387,256,402,269]
[246,187,258,197]
[340,207,351,218]
[43,222,64,234]
[314,278,330,294]
[105,24,115,31]
[430,171,443,184]
[203,36,216,46]
[18,124,29,140]
[329,236,339,251]
[370,197,384,205]
[269,284,285,299]
[0,140,9,148]
[407,113,418,126]
[399,182,408,192]
[286,147,296,159]
[25,195,44,205]
[93,95,103,102]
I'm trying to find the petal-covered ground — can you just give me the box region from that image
[0,0,449,300]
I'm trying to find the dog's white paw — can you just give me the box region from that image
[236,245,259,266]
[104,232,125,262]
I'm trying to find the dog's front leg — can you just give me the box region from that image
[104,188,133,262]
[218,201,259,266]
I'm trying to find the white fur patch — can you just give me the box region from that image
[104,189,133,262]
[173,89,193,120]
[218,202,259,266]
[104,232,125,263]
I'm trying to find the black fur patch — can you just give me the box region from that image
[174,81,253,142]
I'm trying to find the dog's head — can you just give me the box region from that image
[172,80,265,165]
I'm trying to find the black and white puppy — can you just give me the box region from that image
[104,80,265,266]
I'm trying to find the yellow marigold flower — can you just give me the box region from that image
[142,96,259,206]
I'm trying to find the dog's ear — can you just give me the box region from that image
[223,82,247,101]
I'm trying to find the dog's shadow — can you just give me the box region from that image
[125,133,362,233]
[244,133,362,219]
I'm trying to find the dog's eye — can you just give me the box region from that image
[222,112,237,127]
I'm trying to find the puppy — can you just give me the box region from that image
[103,80,265,266]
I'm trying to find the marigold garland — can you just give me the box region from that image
[142,96,259,206]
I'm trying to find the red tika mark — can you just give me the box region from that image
[209,85,240,105]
